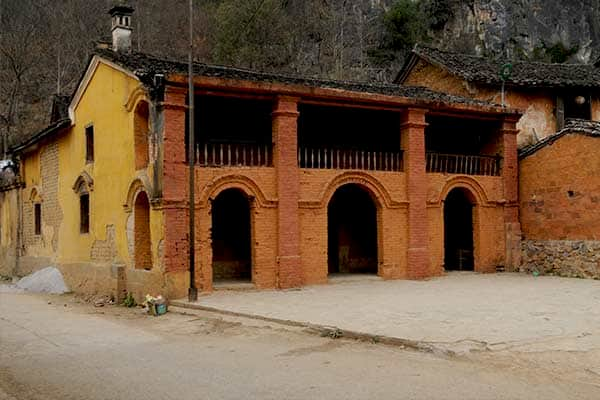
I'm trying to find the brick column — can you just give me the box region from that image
[161,87,189,275]
[272,96,302,288]
[500,116,521,270]
[401,108,429,279]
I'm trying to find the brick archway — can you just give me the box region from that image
[133,190,152,270]
[441,184,483,273]
[210,188,252,283]
[327,183,380,276]
[319,171,395,210]
[443,187,476,271]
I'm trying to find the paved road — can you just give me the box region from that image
[1,291,599,400]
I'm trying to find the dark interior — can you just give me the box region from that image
[563,92,591,121]
[426,115,501,155]
[444,188,474,271]
[298,104,401,151]
[191,95,273,146]
[328,184,378,275]
[211,189,252,282]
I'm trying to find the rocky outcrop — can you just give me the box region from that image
[521,240,600,279]
[433,0,600,63]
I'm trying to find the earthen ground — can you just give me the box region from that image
[2,289,600,399]
[174,273,600,356]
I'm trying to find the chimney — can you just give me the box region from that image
[109,4,134,53]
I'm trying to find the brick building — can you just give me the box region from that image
[0,7,521,300]
[519,119,600,279]
[397,45,600,148]
[399,45,600,281]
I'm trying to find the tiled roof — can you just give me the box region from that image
[396,45,600,88]
[95,48,506,110]
[519,119,600,158]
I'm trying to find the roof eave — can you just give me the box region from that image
[10,119,72,154]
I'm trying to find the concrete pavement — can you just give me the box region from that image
[174,273,600,355]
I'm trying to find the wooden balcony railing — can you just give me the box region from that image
[298,147,403,171]
[196,142,272,167]
[426,152,501,176]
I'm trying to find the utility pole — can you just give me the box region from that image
[187,0,198,302]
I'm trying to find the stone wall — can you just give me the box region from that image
[521,240,600,279]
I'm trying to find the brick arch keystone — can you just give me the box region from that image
[72,171,94,194]
[28,186,43,203]
[125,86,150,112]
[318,171,399,209]
[435,176,490,206]
[200,174,276,209]
[124,174,154,213]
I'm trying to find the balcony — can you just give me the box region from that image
[298,147,403,172]
[196,142,273,167]
[426,153,501,176]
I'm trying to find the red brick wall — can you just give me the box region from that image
[427,174,507,273]
[520,133,600,279]
[401,109,430,278]
[272,97,302,288]
[520,134,600,240]
[159,86,517,297]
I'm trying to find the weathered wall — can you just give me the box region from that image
[14,61,165,300]
[521,240,600,279]
[404,60,556,148]
[519,133,600,278]
[0,188,19,276]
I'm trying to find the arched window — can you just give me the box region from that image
[73,173,93,234]
[134,191,152,270]
[29,188,43,237]
[134,101,150,170]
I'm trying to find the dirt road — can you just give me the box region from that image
[1,291,599,400]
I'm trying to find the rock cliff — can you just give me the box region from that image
[431,0,600,63]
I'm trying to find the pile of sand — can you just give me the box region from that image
[15,267,69,294]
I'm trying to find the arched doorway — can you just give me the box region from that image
[328,184,378,275]
[134,191,152,270]
[211,189,252,282]
[443,188,474,271]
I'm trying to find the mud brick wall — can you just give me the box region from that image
[520,131,600,278]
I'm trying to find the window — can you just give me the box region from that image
[80,194,90,234]
[34,203,42,235]
[85,125,94,163]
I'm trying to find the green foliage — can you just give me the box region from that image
[122,292,137,308]
[372,0,455,65]
[421,0,454,30]
[384,0,427,52]
[209,0,293,70]
[530,42,579,63]
[545,42,579,63]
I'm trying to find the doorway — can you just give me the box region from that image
[444,188,474,271]
[211,189,252,282]
[328,184,378,275]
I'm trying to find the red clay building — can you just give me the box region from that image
[96,50,521,297]
[519,119,600,279]
[0,10,522,299]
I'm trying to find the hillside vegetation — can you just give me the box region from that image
[1,0,598,152]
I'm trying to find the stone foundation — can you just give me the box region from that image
[520,240,600,279]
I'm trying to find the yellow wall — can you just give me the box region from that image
[17,60,165,295]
